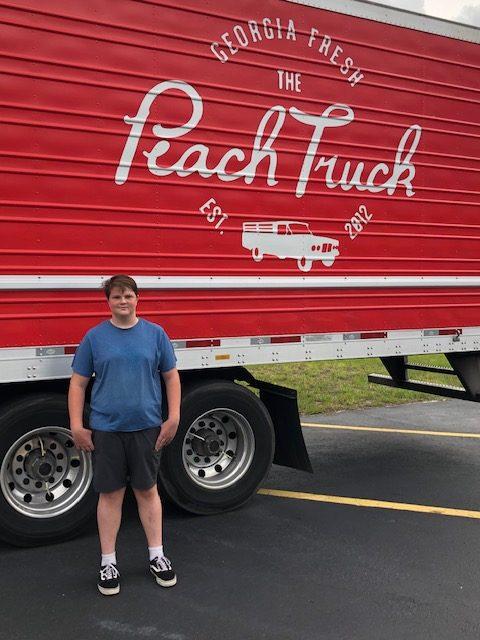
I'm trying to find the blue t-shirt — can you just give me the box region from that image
[72,318,177,432]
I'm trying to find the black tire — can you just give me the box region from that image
[0,394,96,547]
[158,380,274,514]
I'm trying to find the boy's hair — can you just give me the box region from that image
[102,274,139,299]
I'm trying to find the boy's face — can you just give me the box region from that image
[108,286,138,319]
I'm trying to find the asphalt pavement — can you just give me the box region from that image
[1,398,480,640]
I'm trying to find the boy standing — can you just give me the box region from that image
[68,274,181,595]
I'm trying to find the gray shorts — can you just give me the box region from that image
[91,427,161,493]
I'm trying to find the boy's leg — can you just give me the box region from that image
[128,428,176,587]
[97,487,126,553]
[92,430,128,553]
[128,427,163,546]
[96,487,125,596]
[92,431,128,595]
[132,485,163,546]
[133,485,176,587]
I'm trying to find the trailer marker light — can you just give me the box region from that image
[215,354,231,361]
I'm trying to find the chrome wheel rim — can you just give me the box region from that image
[182,408,255,490]
[0,427,93,518]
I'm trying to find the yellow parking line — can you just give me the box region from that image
[258,489,480,520]
[301,422,480,439]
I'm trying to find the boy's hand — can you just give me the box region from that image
[71,427,94,452]
[155,417,179,450]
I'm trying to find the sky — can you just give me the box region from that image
[374,0,480,27]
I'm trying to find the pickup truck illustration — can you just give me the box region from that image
[242,221,340,272]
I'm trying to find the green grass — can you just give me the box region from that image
[248,355,456,415]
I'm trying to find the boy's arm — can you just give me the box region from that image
[156,368,181,450]
[68,372,94,452]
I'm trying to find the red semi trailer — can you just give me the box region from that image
[0,0,479,545]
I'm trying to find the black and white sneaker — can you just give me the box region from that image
[149,556,177,587]
[98,563,120,595]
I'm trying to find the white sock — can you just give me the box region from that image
[148,545,164,561]
[101,552,116,566]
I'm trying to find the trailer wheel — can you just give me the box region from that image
[297,257,312,272]
[158,380,274,514]
[252,247,263,262]
[0,394,95,546]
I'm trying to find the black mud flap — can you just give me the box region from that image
[257,380,313,473]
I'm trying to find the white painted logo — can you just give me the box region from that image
[115,81,422,200]
[242,221,339,272]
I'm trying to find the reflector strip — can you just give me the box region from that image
[344,331,387,340]
[64,346,77,355]
[186,339,221,348]
[270,335,302,344]
[15,324,476,362]
[424,328,462,337]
